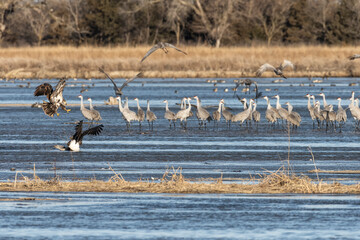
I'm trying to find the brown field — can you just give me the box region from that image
[1,45,360,79]
[1,167,360,194]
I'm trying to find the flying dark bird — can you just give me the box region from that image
[54,120,104,152]
[234,79,262,99]
[33,78,70,117]
[349,54,360,60]
[256,60,294,79]
[140,42,187,63]
[99,67,142,96]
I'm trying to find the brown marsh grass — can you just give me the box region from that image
[1,166,360,194]
[1,45,360,79]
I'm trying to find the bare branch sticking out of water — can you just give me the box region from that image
[107,162,125,182]
[308,146,320,183]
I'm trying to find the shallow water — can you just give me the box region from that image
[1,77,360,239]
[1,77,360,182]
[1,192,360,239]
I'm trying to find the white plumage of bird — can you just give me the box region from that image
[54,120,103,152]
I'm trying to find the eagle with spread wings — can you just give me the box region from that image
[34,78,70,117]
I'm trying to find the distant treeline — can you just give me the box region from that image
[1,0,360,47]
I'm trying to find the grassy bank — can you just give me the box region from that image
[1,167,360,194]
[1,45,360,79]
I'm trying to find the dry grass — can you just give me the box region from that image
[1,45,360,79]
[1,166,360,194]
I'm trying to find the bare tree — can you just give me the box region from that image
[305,0,337,43]
[243,0,292,45]
[66,0,87,44]
[119,0,166,44]
[0,0,17,44]
[178,0,233,48]
[166,0,189,45]
[22,1,51,46]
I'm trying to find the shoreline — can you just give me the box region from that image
[0,70,354,79]
[1,45,360,79]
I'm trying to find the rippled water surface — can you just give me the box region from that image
[1,77,360,239]
[1,77,360,182]
[1,192,360,239]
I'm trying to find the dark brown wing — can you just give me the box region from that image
[41,101,58,117]
[140,44,161,62]
[118,72,143,92]
[72,120,84,142]
[99,67,121,95]
[34,83,53,101]
[164,43,187,55]
[80,124,104,141]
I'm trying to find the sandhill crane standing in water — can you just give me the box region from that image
[87,98,102,122]
[116,96,138,130]
[263,96,281,127]
[146,100,157,130]
[175,97,192,129]
[34,78,70,117]
[221,103,233,129]
[78,95,97,123]
[212,99,224,129]
[193,96,212,129]
[311,95,323,128]
[274,95,289,124]
[321,104,336,131]
[232,99,254,127]
[348,92,358,123]
[305,94,316,128]
[252,102,261,128]
[99,67,142,96]
[314,101,325,128]
[141,42,187,63]
[319,92,331,111]
[241,98,253,126]
[348,95,360,129]
[180,97,194,118]
[256,60,294,79]
[336,97,347,132]
[54,120,103,152]
[163,100,176,128]
[134,98,145,130]
[284,102,301,129]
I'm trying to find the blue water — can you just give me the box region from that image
[1,77,360,239]
[1,192,360,239]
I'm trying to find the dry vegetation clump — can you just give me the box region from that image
[1,166,360,194]
[0,45,360,79]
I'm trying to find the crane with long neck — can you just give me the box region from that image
[163,100,176,129]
